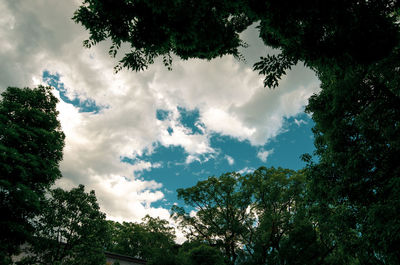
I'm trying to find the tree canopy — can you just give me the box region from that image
[73,0,399,86]
[172,172,252,265]
[172,167,346,265]
[0,86,65,263]
[182,244,225,265]
[106,215,177,264]
[19,185,108,265]
[304,58,400,263]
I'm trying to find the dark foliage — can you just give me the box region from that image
[172,168,343,265]
[73,0,399,87]
[106,215,177,264]
[0,86,65,263]
[19,185,108,265]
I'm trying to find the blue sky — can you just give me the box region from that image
[1,0,320,224]
[140,113,315,209]
[43,70,315,210]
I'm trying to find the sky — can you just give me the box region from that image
[0,0,320,229]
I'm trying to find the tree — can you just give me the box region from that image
[304,55,400,263]
[242,167,313,264]
[172,172,253,265]
[172,168,342,265]
[0,86,65,263]
[19,185,108,265]
[106,215,177,263]
[240,167,350,265]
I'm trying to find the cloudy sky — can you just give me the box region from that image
[1,0,320,226]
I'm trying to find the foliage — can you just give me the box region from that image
[19,185,108,265]
[172,172,252,265]
[253,53,297,88]
[73,0,250,73]
[175,241,224,265]
[107,217,226,265]
[172,167,344,265]
[184,244,225,265]
[106,215,177,263]
[305,53,400,263]
[242,167,320,264]
[73,0,398,87]
[0,86,65,263]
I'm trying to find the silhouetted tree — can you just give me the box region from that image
[20,185,108,265]
[107,215,177,264]
[0,86,65,263]
[173,168,341,265]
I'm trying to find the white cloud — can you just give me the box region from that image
[294,118,307,126]
[1,0,320,225]
[184,153,215,165]
[201,107,256,141]
[130,160,162,175]
[237,167,256,175]
[185,155,201,164]
[160,122,214,155]
[225,155,235,165]
[257,148,274,163]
